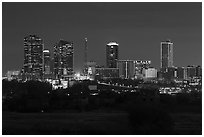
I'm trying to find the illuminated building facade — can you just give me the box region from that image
[142,68,157,79]
[6,70,21,81]
[134,60,151,78]
[54,40,74,79]
[161,40,173,69]
[43,49,51,79]
[87,61,97,80]
[106,42,119,68]
[23,35,43,80]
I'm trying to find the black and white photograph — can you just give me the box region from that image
[2,1,202,135]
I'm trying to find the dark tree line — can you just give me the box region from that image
[2,79,201,134]
[3,80,51,112]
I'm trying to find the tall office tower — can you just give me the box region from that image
[54,40,74,79]
[160,40,173,69]
[106,41,119,68]
[23,35,43,80]
[43,49,51,79]
[84,38,88,75]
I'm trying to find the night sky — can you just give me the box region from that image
[2,2,202,75]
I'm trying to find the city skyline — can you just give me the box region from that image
[2,2,202,135]
[2,2,202,75]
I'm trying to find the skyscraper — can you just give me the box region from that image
[54,40,74,79]
[106,41,119,68]
[160,40,173,69]
[43,49,51,79]
[23,35,43,80]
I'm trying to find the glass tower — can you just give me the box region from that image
[23,35,43,80]
[54,40,74,79]
[43,49,51,79]
[161,40,173,69]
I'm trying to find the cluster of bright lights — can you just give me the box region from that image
[51,79,72,90]
[159,87,182,95]
[74,72,92,80]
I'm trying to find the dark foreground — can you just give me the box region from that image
[2,111,201,135]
